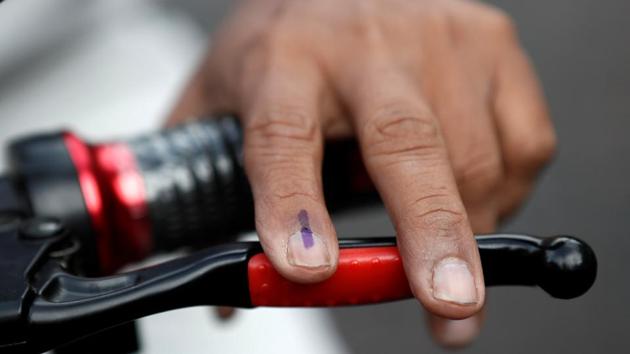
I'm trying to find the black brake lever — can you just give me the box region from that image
[0,217,596,353]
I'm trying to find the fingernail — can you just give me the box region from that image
[440,317,480,348]
[433,257,478,305]
[287,210,330,268]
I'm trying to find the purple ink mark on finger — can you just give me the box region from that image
[298,209,314,249]
[298,209,310,228]
[301,227,314,249]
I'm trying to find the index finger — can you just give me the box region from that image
[340,64,485,319]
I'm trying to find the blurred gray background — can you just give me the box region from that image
[0,0,628,353]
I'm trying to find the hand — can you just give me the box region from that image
[168,0,555,346]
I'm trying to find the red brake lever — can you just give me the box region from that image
[249,246,408,307]
[248,235,597,307]
[1,223,596,353]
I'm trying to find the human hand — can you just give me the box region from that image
[168,0,555,346]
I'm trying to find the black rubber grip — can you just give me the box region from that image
[127,116,253,251]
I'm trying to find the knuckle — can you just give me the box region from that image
[246,151,322,205]
[352,1,380,28]
[453,148,503,193]
[485,8,517,38]
[362,105,443,163]
[408,193,467,236]
[510,129,557,169]
[264,161,323,203]
[270,180,321,204]
[243,113,322,205]
[264,25,293,47]
[420,8,451,32]
[240,27,296,81]
[246,108,318,147]
[344,4,387,48]
[245,22,296,60]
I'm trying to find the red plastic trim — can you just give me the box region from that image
[64,134,151,273]
[248,247,412,307]
[64,133,113,271]
[93,143,152,267]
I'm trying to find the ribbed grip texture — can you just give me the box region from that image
[127,116,253,251]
